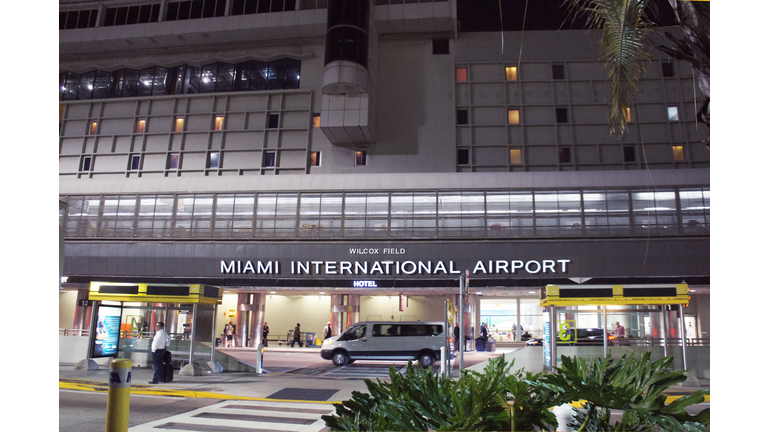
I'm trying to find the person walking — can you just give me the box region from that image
[149,322,171,384]
[453,324,460,352]
[323,322,333,340]
[224,321,234,348]
[262,322,270,347]
[290,323,303,347]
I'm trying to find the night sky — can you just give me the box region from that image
[456,0,678,32]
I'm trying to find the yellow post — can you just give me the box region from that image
[105,358,132,432]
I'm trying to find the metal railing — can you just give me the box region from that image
[59,328,90,336]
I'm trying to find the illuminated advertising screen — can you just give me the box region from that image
[91,304,122,358]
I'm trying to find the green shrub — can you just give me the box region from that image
[322,352,710,432]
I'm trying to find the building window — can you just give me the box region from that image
[263,151,276,167]
[555,107,568,124]
[214,116,224,131]
[552,64,565,80]
[509,149,522,164]
[668,106,679,121]
[505,66,518,81]
[355,151,367,166]
[136,119,146,133]
[457,110,468,125]
[310,151,321,166]
[623,146,636,163]
[81,156,93,171]
[661,61,674,77]
[268,113,280,129]
[130,154,141,170]
[456,67,468,82]
[458,149,470,165]
[558,147,571,164]
[624,107,632,122]
[89,122,98,135]
[432,38,449,55]
[208,152,220,169]
[312,114,321,128]
[507,109,520,124]
[174,118,184,132]
[672,145,684,161]
[168,153,180,169]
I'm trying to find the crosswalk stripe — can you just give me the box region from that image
[128,400,335,432]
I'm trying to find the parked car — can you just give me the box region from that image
[320,321,445,368]
[525,327,614,346]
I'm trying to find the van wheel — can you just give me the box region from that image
[418,353,435,368]
[332,351,349,366]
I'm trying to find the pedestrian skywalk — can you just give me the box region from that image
[128,399,335,432]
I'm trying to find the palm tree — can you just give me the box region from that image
[566,0,709,143]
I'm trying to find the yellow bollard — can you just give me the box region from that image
[105,358,132,432]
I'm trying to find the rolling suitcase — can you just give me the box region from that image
[164,350,174,383]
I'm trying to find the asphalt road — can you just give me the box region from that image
[59,390,219,432]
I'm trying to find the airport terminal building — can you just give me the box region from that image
[58,1,709,358]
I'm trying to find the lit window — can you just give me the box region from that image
[555,108,568,124]
[668,107,679,121]
[174,118,184,132]
[624,107,632,122]
[89,122,98,135]
[208,152,220,168]
[458,149,469,165]
[81,155,92,171]
[508,109,520,124]
[168,153,180,169]
[456,67,467,82]
[268,113,279,129]
[136,119,146,133]
[310,151,320,166]
[214,116,224,131]
[558,147,571,164]
[509,149,522,164]
[312,115,321,128]
[505,66,517,81]
[130,154,141,170]
[355,151,367,166]
[263,151,276,167]
[673,145,684,161]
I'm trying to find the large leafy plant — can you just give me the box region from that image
[323,352,709,431]
[538,352,709,431]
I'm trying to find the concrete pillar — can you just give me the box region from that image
[466,294,478,349]
[74,289,91,330]
[236,293,249,347]
[166,305,179,336]
[330,294,345,335]
[347,294,360,327]
[248,293,266,348]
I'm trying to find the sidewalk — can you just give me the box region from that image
[59,346,709,403]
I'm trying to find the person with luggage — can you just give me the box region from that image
[149,322,171,384]
[290,323,304,347]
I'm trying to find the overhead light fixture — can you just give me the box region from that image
[319,291,325,294]
[270,291,276,294]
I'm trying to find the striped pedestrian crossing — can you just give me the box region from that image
[128,400,336,432]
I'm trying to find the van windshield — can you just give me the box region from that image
[339,324,366,341]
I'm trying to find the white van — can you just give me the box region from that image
[320,321,445,368]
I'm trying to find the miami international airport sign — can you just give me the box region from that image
[63,238,710,286]
[220,258,572,276]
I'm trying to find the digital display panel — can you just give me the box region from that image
[91,304,122,358]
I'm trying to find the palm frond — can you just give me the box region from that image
[566,0,652,139]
